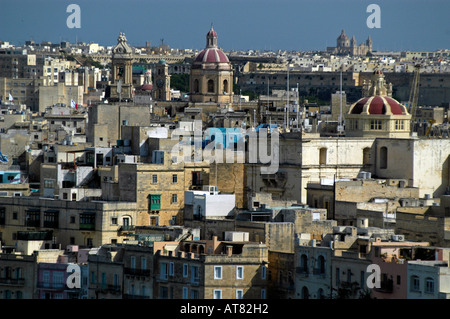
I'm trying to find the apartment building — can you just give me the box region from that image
[153,234,269,299]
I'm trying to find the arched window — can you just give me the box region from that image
[301,286,309,299]
[300,254,308,273]
[380,146,388,169]
[194,79,199,93]
[410,275,420,292]
[319,148,327,165]
[317,288,325,299]
[208,79,214,93]
[317,255,325,274]
[223,79,228,93]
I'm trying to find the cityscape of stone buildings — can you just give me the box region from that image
[0,25,450,300]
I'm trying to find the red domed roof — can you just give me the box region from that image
[194,48,229,63]
[350,96,407,115]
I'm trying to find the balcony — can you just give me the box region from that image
[0,278,25,286]
[312,268,326,277]
[118,225,135,234]
[296,267,309,277]
[79,223,95,231]
[37,282,65,290]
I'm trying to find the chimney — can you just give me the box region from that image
[226,245,233,257]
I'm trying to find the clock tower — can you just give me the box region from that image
[110,32,133,101]
[153,59,171,101]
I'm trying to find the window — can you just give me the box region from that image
[53,272,65,288]
[319,148,327,165]
[190,290,199,299]
[336,267,340,286]
[411,275,420,292]
[149,194,161,211]
[395,120,404,130]
[171,194,178,204]
[214,266,222,280]
[300,254,308,274]
[43,210,59,228]
[160,263,168,280]
[347,269,352,283]
[111,217,118,225]
[380,146,388,169]
[131,256,136,270]
[317,256,325,274]
[370,119,382,130]
[236,289,243,299]
[191,265,199,284]
[261,265,267,280]
[208,80,214,93]
[363,147,371,165]
[182,287,188,299]
[43,271,50,288]
[0,208,5,225]
[43,179,55,189]
[183,264,189,278]
[193,79,199,93]
[160,286,168,299]
[425,278,434,294]
[223,79,228,93]
[141,257,147,270]
[213,289,222,299]
[152,174,157,184]
[90,271,95,285]
[236,266,244,280]
[25,209,40,227]
[79,213,95,230]
[397,275,401,285]
[169,262,174,276]
[172,174,177,183]
[261,288,266,299]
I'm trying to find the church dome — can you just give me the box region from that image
[348,69,409,116]
[193,26,229,64]
[350,96,408,115]
[194,48,229,63]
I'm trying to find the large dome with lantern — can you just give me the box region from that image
[345,70,411,138]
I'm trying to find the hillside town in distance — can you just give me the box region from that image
[0,25,450,300]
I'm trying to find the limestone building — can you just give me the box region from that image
[189,27,233,107]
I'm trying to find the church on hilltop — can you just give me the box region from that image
[327,29,372,56]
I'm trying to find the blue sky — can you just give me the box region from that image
[1,0,449,52]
